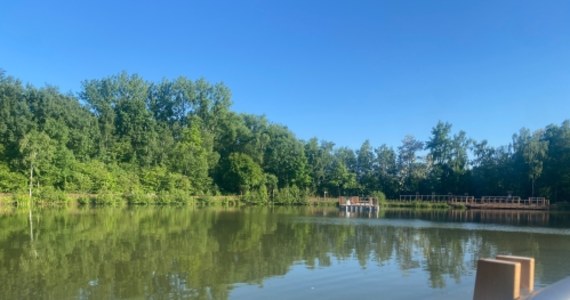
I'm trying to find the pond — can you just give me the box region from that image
[1,206,570,299]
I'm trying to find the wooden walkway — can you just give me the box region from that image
[338,196,379,212]
[464,196,549,210]
[399,195,550,210]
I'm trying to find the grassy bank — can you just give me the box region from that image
[0,192,339,207]
[381,200,458,210]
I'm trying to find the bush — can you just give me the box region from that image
[12,193,29,205]
[273,186,307,205]
[371,191,387,206]
[156,190,192,205]
[126,192,154,205]
[196,195,213,206]
[77,195,96,205]
[37,187,70,205]
[241,186,269,205]
[0,164,26,193]
[92,192,121,205]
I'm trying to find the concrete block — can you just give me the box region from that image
[473,258,521,300]
[496,255,535,292]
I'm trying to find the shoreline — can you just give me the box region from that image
[2,192,568,211]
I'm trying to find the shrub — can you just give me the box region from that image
[37,187,69,205]
[371,191,387,206]
[92,192,121,205]
[196,195,213,206]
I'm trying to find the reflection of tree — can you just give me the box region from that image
[394,227,421,272]
[0,207,568,299]
[418,229,467,288]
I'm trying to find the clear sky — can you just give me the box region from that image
[1,0,569,150]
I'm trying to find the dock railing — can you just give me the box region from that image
[400,194,550,209]
[527,197,549,207]
[399,194,475,203]
[338,196,379,212]
[477,196,522,204]
[339,196,379,206]
[338,196,361,205]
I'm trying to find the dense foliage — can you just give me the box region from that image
[1,71,569,203]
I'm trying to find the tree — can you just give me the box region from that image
[264,124,309,188]
[169,121,212,194]
[335,147,357,174]
[542,121,570,202]
[224,153,264,195]
[526,131,548,196]
[19,130,55,202]
[424,122,471,194]
[425,122,452,193]
[374,145,398,198]
[305,138,335,195]
[0,144,25,192]
[356,140,376,194]
[328,158,358,196]
[5,70,570,204]
[512,128,548,197]
[241,114,271,165]
[471,140,500,196]
[81,76,119,161]
[448,130,471,194]
[0,72,34,166]
[397,135,426,193]
[515,129,548,196]
[425,121,453,166]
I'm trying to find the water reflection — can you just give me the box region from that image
[339,208,565,228]
[0,207,569,299]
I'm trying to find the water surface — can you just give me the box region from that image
[1,206,570,299]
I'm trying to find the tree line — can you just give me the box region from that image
[0,70,569,203]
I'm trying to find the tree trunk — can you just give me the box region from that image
[28,162,33,204]
[28,162,33,242]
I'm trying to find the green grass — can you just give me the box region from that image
[382,200,451,209]
[306,197,339,207]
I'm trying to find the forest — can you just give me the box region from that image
[1,70,569,204]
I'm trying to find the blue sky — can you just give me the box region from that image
[1,0,569,149]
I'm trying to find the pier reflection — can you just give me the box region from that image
[341,208,556,227]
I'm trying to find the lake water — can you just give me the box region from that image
[1,206,570,299]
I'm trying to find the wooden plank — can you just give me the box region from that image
[496,255,534,293]
[473,259,521,300]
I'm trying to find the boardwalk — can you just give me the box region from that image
[399,195,550,210]
[338,196,379,212]
[464,196,549,210]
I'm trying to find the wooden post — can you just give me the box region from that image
[496,255,534,293]
[473,259,521,300]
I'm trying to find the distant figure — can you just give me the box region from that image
[346,199,351,205]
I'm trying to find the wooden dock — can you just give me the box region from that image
[338,196,379,212]
[399,195,550,210]
[464,196,549,210]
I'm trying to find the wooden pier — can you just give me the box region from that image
[338,196,379,212]
[464,196,549,210]
[399,195,549,210]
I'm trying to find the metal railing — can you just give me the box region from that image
[398,195,549,207]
